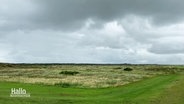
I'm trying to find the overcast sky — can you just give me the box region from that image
[0,0,184,64]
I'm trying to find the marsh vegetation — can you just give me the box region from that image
[0,64,183,88]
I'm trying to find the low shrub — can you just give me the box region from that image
[59,71,79,75]
[124,67,133,71]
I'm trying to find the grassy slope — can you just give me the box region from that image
[156,74,184,104]
[0,74,183,104]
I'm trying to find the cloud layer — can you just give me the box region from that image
[0,0,184,64]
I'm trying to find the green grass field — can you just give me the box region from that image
[0,64,184,104]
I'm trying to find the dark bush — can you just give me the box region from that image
[124,67,133,71]
[59,71,79,75]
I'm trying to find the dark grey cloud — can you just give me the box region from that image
[2,0,184,31]
[30,0,184,30]
[1,0,184,64]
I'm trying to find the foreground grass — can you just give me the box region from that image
[0,74,183,104]
[156,74,184,104]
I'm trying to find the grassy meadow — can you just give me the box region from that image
[0,63,184,104]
